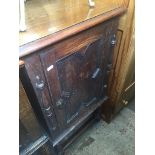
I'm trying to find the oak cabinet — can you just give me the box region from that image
[19,0,126,152]
[20,17,120,153]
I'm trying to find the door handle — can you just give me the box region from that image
[91,68,101,79]
[56,98,65,109]
[123,100,128,105]
[111,34,116,46]
[35,75,45,90]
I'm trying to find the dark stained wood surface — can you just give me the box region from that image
[23,54,60,140]
[41,38,105,126]
[22,17,119,145]
[19,1,126,152]
[19,0,126,58]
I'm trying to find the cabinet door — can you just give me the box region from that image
[40,38,107,126]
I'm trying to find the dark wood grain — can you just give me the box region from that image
[22,17,119,146]
[23,54,60,141]
[42,38,105,126]
[19,2,125,153]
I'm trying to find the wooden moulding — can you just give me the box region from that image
[19,7,126,58]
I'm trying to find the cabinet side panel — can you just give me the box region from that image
[23,54,59,139]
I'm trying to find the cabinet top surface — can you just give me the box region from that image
[19,0,126,58]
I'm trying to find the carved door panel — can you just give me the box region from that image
[40,38,107,127]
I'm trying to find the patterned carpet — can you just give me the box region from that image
[66,101,135,155]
